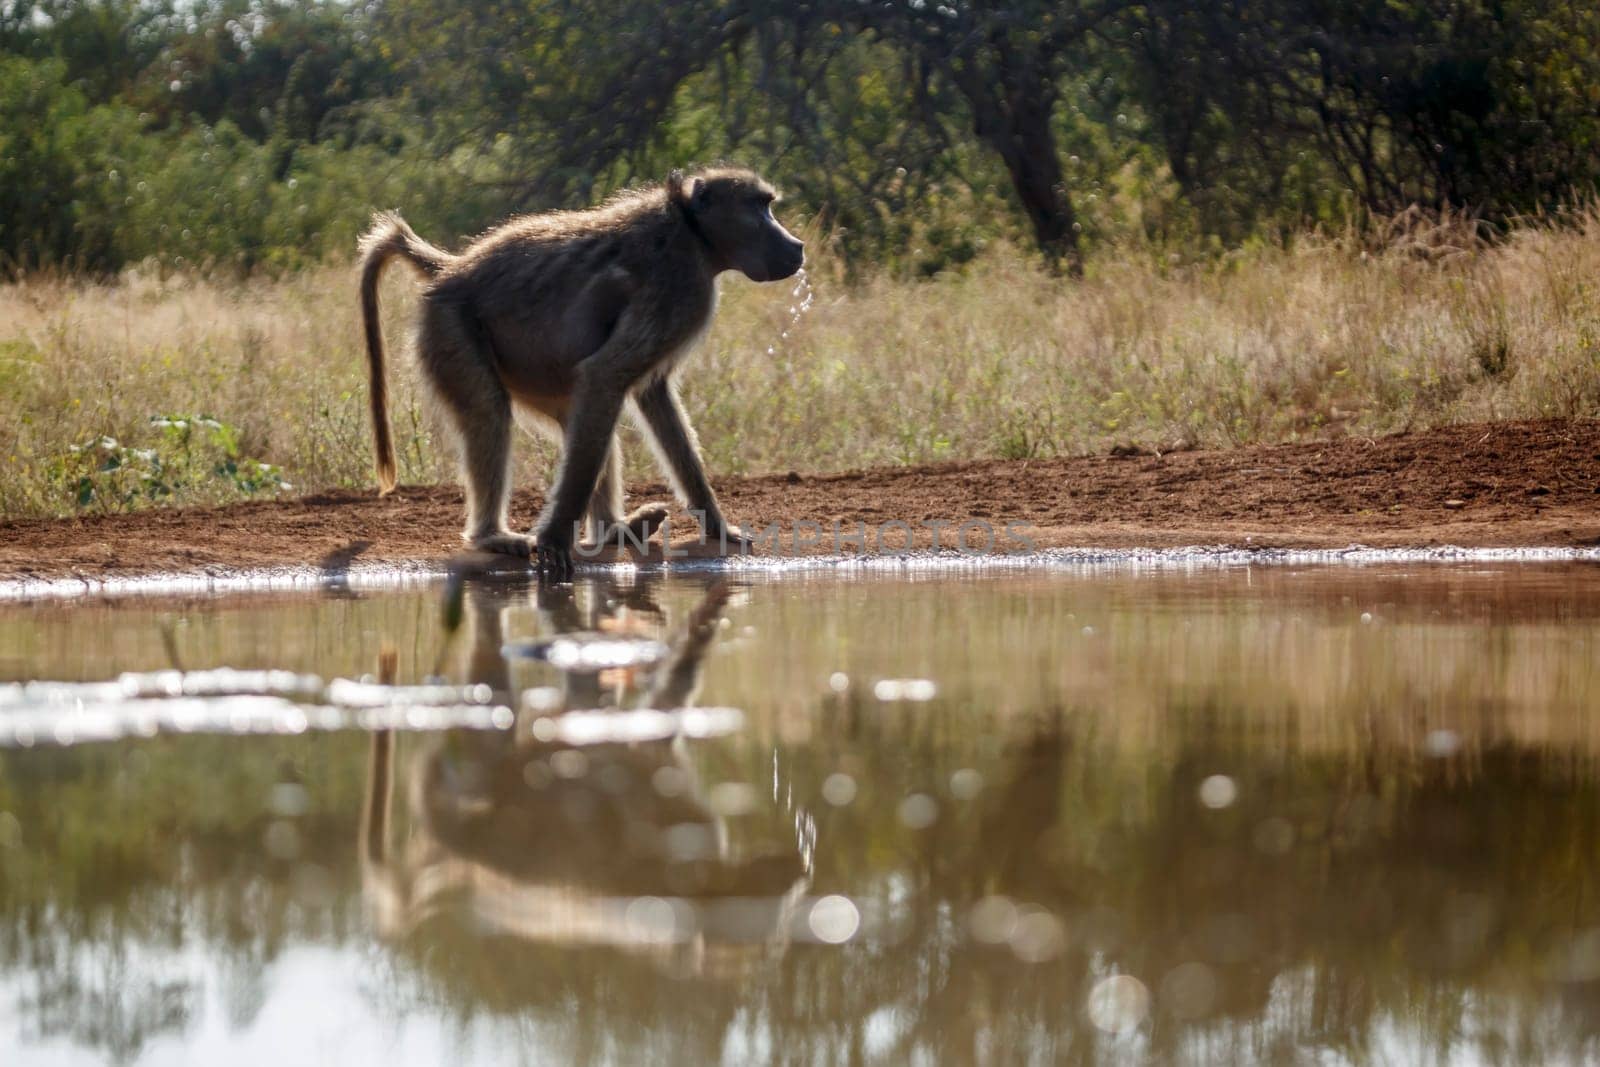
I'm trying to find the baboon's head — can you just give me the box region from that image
[671,168,805,282]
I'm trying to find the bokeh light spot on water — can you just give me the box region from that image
[897,793,938,829]
[651,765,688,797]
[949,768,983,799]
[549,750,588,779]
[268,782,309,818]
[1198,774,1238,809]
[523,686,562,712]
[873,678,938,702]
[625,896,694,945]
[708,781,759,816]
[664,822,714,862]
[525,707,744,746]
[1010,908,1067,963]
[1087,975,1151,1033]
[807,895,861,944]
[821,773,858,806]
[827,671,850,694]
[1425,729,1462,758]
[504,634,668,672]
[968,896,1019,944]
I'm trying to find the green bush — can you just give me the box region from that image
[47,415,289,513]
[0,57,133,270]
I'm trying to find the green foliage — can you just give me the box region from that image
[0,56,127,269]
[46,414,288,512]
[1127,1,1600,237]
[1,0,1599,274]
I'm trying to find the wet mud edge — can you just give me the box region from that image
[2,418,1598,600]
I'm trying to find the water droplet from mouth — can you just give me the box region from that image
[765,267,814,359]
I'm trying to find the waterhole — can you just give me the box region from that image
[1,563,1598,1064]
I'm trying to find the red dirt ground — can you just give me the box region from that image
[2,419,1597,583]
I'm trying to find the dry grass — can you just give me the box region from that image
[2,211,1599,519]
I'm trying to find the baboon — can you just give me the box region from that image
[357,168,805,576]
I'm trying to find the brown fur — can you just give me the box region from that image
[357,168,804,574]
[357,212,454,493]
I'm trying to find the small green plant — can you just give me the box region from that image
[996,420,1040,461]
[50,415,290,512]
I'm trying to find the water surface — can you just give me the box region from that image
[1,564,1598,1065]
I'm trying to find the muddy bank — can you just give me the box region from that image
[2,419,1597,586]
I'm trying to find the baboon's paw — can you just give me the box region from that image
[472,533,535,559]
[711,523,757,551]
[625,502,672,542]
[534,541,574,580]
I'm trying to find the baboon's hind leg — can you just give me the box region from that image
[419,305,532,558]
[583,436,625,543]
[574,432,670,549]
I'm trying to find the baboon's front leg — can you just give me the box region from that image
[632,377,745,545]
[532,378,628,576]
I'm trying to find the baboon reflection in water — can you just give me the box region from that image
[360,576,811,975]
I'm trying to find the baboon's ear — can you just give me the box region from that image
[668,170,700,205]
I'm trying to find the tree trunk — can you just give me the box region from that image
[959,70,1083,276]
[993,106,1082,276]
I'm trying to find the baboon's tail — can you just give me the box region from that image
[357,212,454,494]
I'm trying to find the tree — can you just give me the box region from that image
[1129,0,1600,231]
[379,0,1126,273]
[812,0,1127,274]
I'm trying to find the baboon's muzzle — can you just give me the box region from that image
[769,235,805,280]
